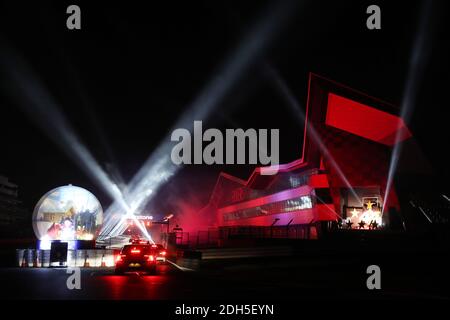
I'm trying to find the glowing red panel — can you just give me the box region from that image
[325,93,411,146]
[309,174,329,188]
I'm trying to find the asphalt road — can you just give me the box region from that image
[1,254,449,300]
[0,263,200,300]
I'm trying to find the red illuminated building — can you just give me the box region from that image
[202,73,412,238]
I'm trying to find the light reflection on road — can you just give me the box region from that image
[90,264,175,299]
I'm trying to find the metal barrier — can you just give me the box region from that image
[16,249,117,267]
[219,225,313,240]
[200,246,294,260]
[169,225,315,250]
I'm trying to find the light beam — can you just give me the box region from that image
[99,0,303,239]
[266,64,363,208]
[383,0,434,214]
[0,43,153,242]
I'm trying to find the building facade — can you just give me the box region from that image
[202,74,412,238]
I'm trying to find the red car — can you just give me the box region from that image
[115,244,157,274]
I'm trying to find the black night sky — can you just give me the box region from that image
[0,0,449,216]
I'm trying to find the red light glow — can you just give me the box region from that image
[116,255,125,262]
[145,255,155,261]
[325,93,411,146]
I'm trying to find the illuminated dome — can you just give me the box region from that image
[33,185,103,241]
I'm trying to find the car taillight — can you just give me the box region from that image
[131,248,141,254]
[144,255,155,262]
[160,251,166,256]
[116,255,125,262]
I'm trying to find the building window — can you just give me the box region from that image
[223,195,313,221]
